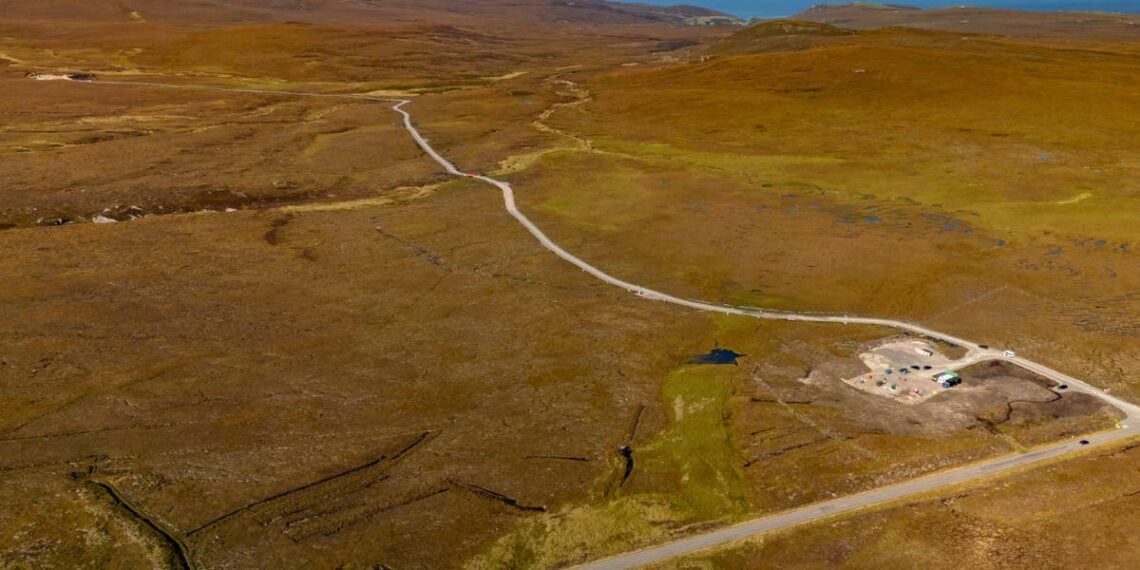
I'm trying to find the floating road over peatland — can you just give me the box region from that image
[395,96,1140,569]
[59,79,1140,568]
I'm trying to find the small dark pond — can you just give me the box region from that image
[688,348,745,365]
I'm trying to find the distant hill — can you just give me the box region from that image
[710,19,857,54]
[794,2,1140,39]
[0,0,743,27]
[0,0,743,86]
[543,0,742,25]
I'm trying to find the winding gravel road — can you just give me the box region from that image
[390,99,1140,568]
[67,80,1140,567]
[391,97,1138,413]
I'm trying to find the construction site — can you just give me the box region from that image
[843,337,973,404]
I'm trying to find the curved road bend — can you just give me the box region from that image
[75,81,1140,566]
[390,99,1140,416]
[389,100,1140,567]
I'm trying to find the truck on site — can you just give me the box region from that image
[25,71,97,81]
[933,370,961,388]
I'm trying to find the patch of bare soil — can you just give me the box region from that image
[730,332,1123,513]
[957,360,1123,446]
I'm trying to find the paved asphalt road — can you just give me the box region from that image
[575,420,1140,569]
[66,80,1140,567]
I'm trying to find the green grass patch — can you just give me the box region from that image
[531,154,652,230]
[466,495,691,569]
[638,366,751,519]
[468,324,752,568]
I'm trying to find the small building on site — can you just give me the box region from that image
[933,370,962,388]
[916,347,935,357]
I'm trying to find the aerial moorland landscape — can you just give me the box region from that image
[1,1,1139,568]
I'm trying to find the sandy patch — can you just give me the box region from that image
[1054,191,1092,205]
